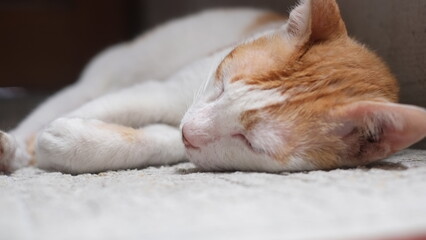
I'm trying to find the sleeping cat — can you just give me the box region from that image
[1,0,425,174]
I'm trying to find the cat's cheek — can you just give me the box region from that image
[246,121,291,155]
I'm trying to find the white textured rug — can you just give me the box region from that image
[1,150,426,240]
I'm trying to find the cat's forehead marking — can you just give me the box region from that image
[215,34,295,84]
[220,34,398,103]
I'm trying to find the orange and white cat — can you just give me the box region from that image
[1,0,425,173]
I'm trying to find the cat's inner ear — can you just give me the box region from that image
[331,101,426,163]
[285,0,347,43]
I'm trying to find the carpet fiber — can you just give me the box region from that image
[1,150,426,240]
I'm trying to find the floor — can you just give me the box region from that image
[1,150,426,240]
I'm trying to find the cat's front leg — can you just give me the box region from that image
[33,59,206,173]
[36,118,186,173]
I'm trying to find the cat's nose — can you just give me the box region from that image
[182,123,213,149]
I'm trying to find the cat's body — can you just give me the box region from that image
[1,0,425,174]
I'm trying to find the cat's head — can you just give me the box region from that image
[181,0,426,172]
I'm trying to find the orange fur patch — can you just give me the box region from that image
[98,123,139,142]
[26,134,37,166]
[240,109,261,131]
[215,34,295,83]
[309,0,347,41]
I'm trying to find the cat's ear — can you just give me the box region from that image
[331,101,426,163]
[285,0,347,43]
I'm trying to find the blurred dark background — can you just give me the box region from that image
[0,0,425,148]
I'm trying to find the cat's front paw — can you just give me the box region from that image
[36,118,93,172]
[0,131,17,173]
